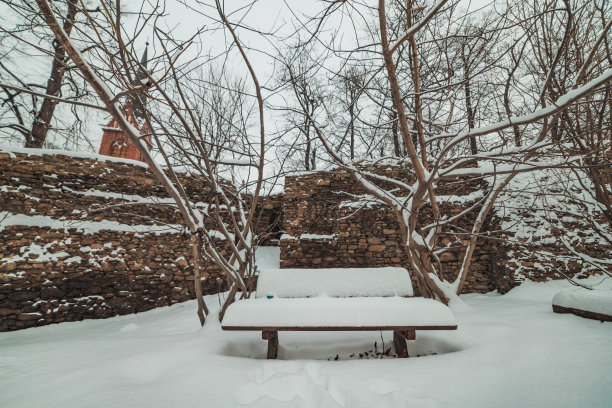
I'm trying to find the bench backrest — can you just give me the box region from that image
[255,267,414,298]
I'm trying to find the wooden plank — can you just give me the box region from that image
[553,305,612,322]
[223,325,457,331]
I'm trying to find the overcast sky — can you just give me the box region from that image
[1,0,496,155]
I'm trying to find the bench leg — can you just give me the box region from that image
[393,331,408,358]
[406,329,415,340]
[393,330,415,358]
[262,331,278,359]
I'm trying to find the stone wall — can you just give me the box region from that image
[279,167,611,294]
[0,150,280,331]
[2,150,609,331]
[1,226,221,330]
[280,168,514,295]
[492,168,612,283]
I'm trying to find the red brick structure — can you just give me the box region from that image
[98,102,152,162]
[98,45,152,163]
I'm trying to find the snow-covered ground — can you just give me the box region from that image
[2,252,612,407]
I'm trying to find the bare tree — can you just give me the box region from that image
[34,0,271,323]
[276,46,328,171]
[514,0,612,218]
[285,0,612,303]
[0,0,101,149]
[335,65,367,160]
[31,0,611,318]
[163,66,256,174]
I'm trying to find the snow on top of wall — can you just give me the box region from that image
[286,164,341,178]
[0,146,287,197]
[0,145,149,168]
[60,186,177,205]
[280,233,337,241]
[0,212,182,235]
[437,189,485,204]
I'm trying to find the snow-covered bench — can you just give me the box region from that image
[552,288,612,322]
[221,268,457,359]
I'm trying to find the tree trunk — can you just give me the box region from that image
[462,43,478,154]
[391,108,401,157]
[26,0,78,148]
[304,121,311,171]
[191,234,208,326]
[349,102,355,160]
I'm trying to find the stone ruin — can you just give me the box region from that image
[1,150,609,331]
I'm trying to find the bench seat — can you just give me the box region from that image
[222,297,457,330]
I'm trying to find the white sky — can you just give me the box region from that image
[1,0,495,155]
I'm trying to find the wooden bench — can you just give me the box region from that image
[221,268,457,359]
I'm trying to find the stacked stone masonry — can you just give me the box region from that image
[279,167,611,295]
[2,151,609,331]
[0,151,280,331]
[280,168,514,296]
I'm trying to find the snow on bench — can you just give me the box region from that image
[222,297,456,328]
[552,288,612,322]
[221,268,457,359]
[255,267,414,298]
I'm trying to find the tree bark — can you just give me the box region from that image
[462,43,478,154]
[391,108,401,157]
[26,0,78,148]
[191,234,208,326]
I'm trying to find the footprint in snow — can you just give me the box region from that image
[235,362,345,407]
[118,323,139,332]
[359,379,439,408]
